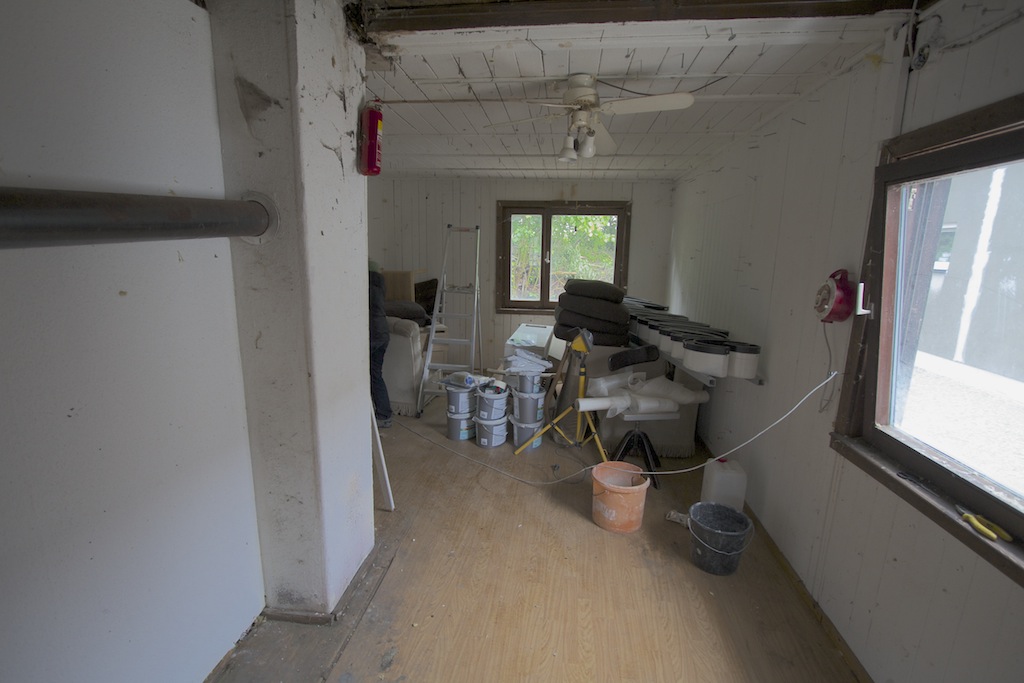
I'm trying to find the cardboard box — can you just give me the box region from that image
[504,323,553,359]
[382,270,415,301]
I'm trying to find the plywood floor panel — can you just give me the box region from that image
[209,399,860,683]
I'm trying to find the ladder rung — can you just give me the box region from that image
[429,362,473,372]
[418,223,480,415]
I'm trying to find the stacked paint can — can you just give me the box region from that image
[473,380,509,448]
[512,370,543,393]
[509,373,545,450]
[445,384,477,441]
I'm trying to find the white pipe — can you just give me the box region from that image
[629,395,679,413]
[631,375,710,404]
[576,395,632,413]
[586,370,636,397]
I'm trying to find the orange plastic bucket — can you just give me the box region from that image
[591,461,651,533]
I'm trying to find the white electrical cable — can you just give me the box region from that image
[638,370,839,477]
[399,371,839,485]
[818,322,836,413]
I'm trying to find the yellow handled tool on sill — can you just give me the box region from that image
[955,505,1012,542]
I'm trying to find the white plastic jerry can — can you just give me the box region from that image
[700,457,747,512]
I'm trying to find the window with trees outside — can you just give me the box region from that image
[832,94,1024,584]
[496,201,630,312]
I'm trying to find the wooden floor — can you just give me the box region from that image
[209,400,861,683]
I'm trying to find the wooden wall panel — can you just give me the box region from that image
[668,3,1024,682]
[814,459,879,623]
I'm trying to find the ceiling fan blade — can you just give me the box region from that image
[600,91,695,116]
[485,112,564,128]
[592,120,617,155]
[522,100,579,109]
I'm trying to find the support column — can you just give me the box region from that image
[207,0,373,620]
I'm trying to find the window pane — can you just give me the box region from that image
[886,159,1024,503]
[510,213,542,301]
[549,214,618,301]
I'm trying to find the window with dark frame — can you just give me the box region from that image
[832,94,1024,586]
[496,201,631,312]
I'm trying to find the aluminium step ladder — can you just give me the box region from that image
[417,224,482,414]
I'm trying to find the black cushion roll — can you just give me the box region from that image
[564,279,626,303]
[554,306,629,335]
[553,323,629,348]
[383,300,428,326]
[557,293,630,326]
[607,345,660,371]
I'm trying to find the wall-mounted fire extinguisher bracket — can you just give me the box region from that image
[854,281,874,318]
[814,269,873,322]
[358,100,383,176]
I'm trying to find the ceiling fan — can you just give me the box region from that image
[494,73,696,162]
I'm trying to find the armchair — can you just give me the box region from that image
[382,316,424,416]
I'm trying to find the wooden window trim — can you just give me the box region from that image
[832,93,1024,589]
[496,200,631,314]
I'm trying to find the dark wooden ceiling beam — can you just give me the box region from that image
[353,0,917,35]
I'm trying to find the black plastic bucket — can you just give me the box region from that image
[687,501,754,575]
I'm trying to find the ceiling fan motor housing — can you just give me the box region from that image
[563,73,600,108]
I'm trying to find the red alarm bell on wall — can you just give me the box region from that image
[814,269,855,323]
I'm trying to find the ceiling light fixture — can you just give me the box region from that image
[578,129,597,158]
[557,134,577,163]
[557,106,603,162]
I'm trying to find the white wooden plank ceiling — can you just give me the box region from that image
[361,8,912,180]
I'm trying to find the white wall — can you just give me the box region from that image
[669,1,1024,681]
[368,178,673,368]
[0,2,263,682]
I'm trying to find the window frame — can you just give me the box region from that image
[831,93,1024,588]
[496,200,631,313]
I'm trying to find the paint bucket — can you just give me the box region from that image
[446,385,476,415]
[513,371,543,393]
[446,410,475,441]
[510,415,544,450]
[591,461,651,533]
[658,328,675,354]
[476,381,509,420]
[512,387,546,422]
[682,340,730,377]
[473,415,508,448]
[724,341,761,379]
[687,501,754,576]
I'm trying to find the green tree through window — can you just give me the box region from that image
[510,213,542,300]
[550,214,618,300]
[498,201,630,311]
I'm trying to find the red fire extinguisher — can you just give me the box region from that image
[359,100,383,176]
